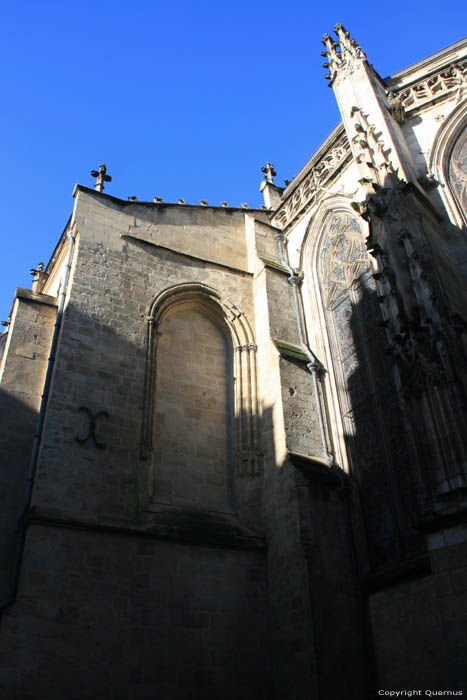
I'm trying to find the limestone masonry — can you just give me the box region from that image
[1,26,467,699]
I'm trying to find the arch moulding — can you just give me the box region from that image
[140,282,262,479]
[299,197,372,472]
[429,98,467,229]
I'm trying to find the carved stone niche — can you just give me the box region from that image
[140,283,262,518]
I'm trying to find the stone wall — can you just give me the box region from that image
[0,190,277,699]
[0,525,269,700]
[370,532,467,694]
[152,305,233,512]
[2,36,467,699]
[0,290,56,602]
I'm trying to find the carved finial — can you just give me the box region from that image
[221,201,229,207]
[199,200,208,206]
[128,196,138,201]
[261,162,276,183]
[321,25,366,87]
[30,262,48,293]
[153,196,163,203]
[177,198,186,205]
[241,203,249,209]
[387,91,406,124]
[30,262,44,275]
[90,163,112,192]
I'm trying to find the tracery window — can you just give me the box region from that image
[318,211,379,454]
[448,123,467,223]
[314,210,416,566]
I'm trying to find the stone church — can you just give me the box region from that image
[1,25,466,699]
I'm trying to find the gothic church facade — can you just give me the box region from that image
[1,27,467,699]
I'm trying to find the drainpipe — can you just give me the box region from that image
[275,232,378,691]
[274,232,334,466]
[0,197,79,611]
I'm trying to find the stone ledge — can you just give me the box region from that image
[363,553,431,594]
[25,506,266,551]
[273,339,310,364]
[15,288,58,307]
[288,451,346,486]
[418,500,467,533]
[121,232,253,277]
[259,256,289,275]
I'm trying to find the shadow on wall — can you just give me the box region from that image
[316,205,425,571]
[344,275,424,569]
[14,297,262,530]
[401,115,467,277]
[0,386,43,603]
[0,298,272,700]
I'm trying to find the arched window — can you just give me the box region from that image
[316,211,388,480]
[429,102,467,229]
[448,123,467,223]
[305,208,420,567]
[140,284,261,515]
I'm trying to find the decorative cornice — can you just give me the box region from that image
[271,128,352,230]
[385,37,467,86]
[389,56,467,117]
[271,40,466,233]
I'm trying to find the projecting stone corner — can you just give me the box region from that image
[288,451,344,482]
[273,338,310,364]
[14,287,59,308]
[140,505,265,550]
[258,255,290,275]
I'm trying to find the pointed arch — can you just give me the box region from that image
[430,99,467,228]
[301,202,417,566]
[300,197,372,471]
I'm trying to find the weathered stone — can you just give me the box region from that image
[1,31,467,700]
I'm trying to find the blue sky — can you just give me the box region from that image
[1,0,465,325]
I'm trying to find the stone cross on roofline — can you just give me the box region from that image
[260,162,283,210]
[90,163,112,192]
[261,162,276,184]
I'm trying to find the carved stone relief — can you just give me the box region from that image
[396,59,467,114]
[75,406,108,449]
[276,58,466,234]
[272,133,351,229]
